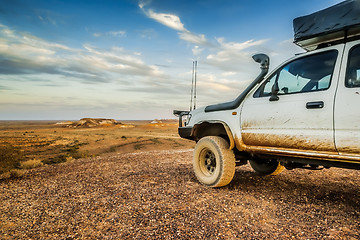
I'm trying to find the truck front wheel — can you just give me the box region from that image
[249,158,284,175]
[193,136,236,187]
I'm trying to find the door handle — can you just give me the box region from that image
[306,101,324,109]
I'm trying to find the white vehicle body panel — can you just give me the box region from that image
[335,40,360,155]
[187,106,242,144]
[240,45,344,153]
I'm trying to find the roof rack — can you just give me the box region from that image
[293,0,360,51]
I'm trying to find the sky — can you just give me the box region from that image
[0,0,344,120]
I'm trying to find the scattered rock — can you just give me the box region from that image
[151,119,163,124]
[1,150,360,239]
[55,121,73,126]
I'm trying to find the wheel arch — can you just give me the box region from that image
[192,121,235,149]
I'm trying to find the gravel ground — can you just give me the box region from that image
[1,149,360,239]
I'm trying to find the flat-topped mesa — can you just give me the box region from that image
[74,118,120,128]
[56,118,122,128]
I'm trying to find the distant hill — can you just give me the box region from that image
[56,118,123,128]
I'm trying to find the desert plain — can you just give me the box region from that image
[0,120,360,239]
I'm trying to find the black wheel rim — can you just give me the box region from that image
[199,148,216,175]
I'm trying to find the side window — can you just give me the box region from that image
[346,45,360,88]
[255,50,338,97]
[257,74,276,97]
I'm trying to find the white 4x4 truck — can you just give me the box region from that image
[174,0,360,187]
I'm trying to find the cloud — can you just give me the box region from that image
[137,28,157,39]
[0,24,164,82]
[192,46,204,55]
[108,30,126,37]
[179,31,209,46]
[145,10,185,32]
[138,0,151,9]
[138,2,302,74]
[93,30,126,38]
[36,9,61,25]
[217,38,268,51]
[138,2,271,74]
[0,85,10,91]
[139,2,184,31]
[222,71,236,77]
[38,14,57,25]
[140,3,211,47]
[205,38,269,72]
[82,44,164,78]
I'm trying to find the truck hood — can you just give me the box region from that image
[187,106,207,126]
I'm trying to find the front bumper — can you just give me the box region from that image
[173,110,193,140]
[178,126,193,140]
[173,110,190,127]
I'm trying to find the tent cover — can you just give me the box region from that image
[293,0,360,50]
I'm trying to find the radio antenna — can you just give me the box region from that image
[189,60,198,111]
[193,60,197,110]
[190,61,194,111]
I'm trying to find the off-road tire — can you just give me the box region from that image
[249,158,285,176]
[193,136,236,187]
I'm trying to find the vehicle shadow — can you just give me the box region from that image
[227,167,360,211]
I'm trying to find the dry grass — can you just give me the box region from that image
[0,120,194,179]
[19,159,43,169]
[1,169,25,179]
[0,144,24,177]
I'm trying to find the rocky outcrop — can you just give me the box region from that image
[57,118,122,128]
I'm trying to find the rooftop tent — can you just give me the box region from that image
[293,0,360,51]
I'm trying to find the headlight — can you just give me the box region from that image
[184,114,192,126]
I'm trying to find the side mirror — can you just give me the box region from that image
[281,87,289,94]
[269,81,279,101]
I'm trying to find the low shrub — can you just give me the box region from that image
[109,146,117,152]
[58,141,88,160]
[9,169,25,178]
[19,159,43,169]
[42,154,68,165]
[0,144,24,174]
[150,138,161,144]
[0,169,25,180]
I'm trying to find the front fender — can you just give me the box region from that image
[191,121,236,150]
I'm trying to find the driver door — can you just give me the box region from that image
[240,45,343,153]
